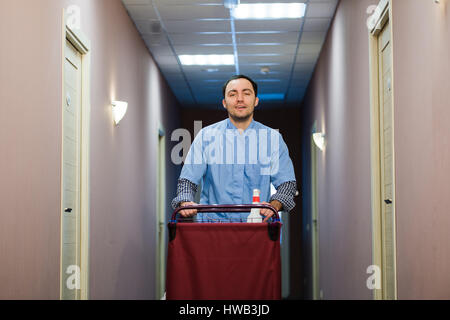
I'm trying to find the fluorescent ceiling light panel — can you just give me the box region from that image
[258,93,285,100]
[232,3,306,19]
[179,54,235,65]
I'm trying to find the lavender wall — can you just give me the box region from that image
[0,0,180,299]
[301,0,377,299]
[303,0,450,300]
[391,0,450,299]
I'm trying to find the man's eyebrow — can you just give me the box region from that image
[228,88,253,93]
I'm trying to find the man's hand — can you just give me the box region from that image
[178,201,198,218]
[260,200,283,222]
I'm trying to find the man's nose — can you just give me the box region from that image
[237,93,244,101]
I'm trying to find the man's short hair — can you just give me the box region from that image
[222,74,258,98]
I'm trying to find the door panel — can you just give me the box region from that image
[61,39,82,300]
[378,19,397,300]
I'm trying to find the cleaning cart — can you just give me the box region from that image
[166,204,282,300]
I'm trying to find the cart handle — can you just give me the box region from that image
[171,204,280,222]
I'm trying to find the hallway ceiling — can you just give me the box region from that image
[122,0,338,109]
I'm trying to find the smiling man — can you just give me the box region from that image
[223,75,258,129]
[172,74,297,222]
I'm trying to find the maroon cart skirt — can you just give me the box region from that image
[166,222,281,300]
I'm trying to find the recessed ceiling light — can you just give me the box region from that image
[232,3,306,19]
[260,66,270,74]
[258,93,285,100]
[203,68,219,73]
[179,54,235,65]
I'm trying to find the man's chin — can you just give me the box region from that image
[230,113,252,123]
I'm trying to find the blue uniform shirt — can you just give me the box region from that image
[180,118,296,221]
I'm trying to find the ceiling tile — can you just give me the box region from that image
[182,67,236,77]
[236,32,299,44]
[164,19,231,33]
[157,5,229,20]
[301,31,327,44]
[163,73,185,83]
[290,78,310,88]
[174,45,233,55]
[234,19,303,32]
[134,20,162,35]
[241,62,293,73]
[257,83,289,93]
[295,53,318,64]
[158,63,183,74]
[302,18,332,32]
[142,33,169,46]
[297,43,322,55]
[292,71,313,82]
[145,44,173,56]
[152,54,178,65]
[306,2,338,18]
[239,54,295,64]
[169,33,232,45]
[154,0,224,5]
[124,4,158,20]
[237,44,297,55]
[293,63,315,73]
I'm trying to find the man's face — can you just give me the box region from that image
[222,78,259,122]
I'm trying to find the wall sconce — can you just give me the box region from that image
[112,101,128,125]
[313,132,326,151]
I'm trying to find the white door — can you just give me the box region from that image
[377,20,397,300]
[61,39,82,300]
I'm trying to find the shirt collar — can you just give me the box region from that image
[226,118,256,132]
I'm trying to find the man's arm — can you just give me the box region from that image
[171,178,199,217]
[171,178,198,209]
[260,181,298,220]
[269,180,298,212]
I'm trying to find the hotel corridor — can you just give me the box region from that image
[1,0,450,301]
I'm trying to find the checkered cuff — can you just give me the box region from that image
[171,178,198,209]
[270,181,298,212]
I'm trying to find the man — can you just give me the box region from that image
[171,75,297,221]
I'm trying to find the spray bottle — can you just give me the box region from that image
[247,189,262,223]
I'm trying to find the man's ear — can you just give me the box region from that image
[254,97,259,107]
[222,99,227,109]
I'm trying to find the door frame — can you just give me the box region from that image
[60,11,91,300]
[310,122,320,300]
[156,125,166,299]
[368,0,397,300]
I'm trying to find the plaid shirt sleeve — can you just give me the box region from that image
[270,180,298,212]
[171,178,198,209]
